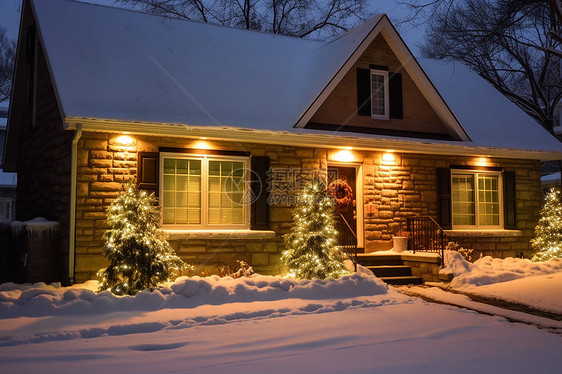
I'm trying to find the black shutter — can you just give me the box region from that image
[389,72,403,119]
[437,168,452,229]
[356,68,371,116]
[504,171,517,229]
[250,156,270,230]
[137,152,159,197]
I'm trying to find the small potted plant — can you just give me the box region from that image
[392,230,410,253]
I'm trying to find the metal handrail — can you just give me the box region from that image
[335,213,358,272]
[406,216,447,266]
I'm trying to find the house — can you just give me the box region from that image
[0,105,17,220]
[5,0,562,284]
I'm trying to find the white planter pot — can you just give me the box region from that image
[392,236,408,253]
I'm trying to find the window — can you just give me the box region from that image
[451,170,502,228]
[160,153,249,228]
[370,69,389,119]
[0,198,13,220]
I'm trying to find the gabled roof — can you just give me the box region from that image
[7,0,562,161]
[32,0,470,138]
[293,14,469,142]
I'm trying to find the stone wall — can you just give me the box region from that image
[74,132,328,281]
[360,153,541,258]
[443,233,528,260]
[401,254,442,283]
[74,131,542,281]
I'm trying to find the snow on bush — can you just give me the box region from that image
[0,272,387,318]
[444,250,562,288]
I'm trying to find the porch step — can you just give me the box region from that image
[367,265,412,278]
[378,276,424,285]
[355,254,404,266]
[356,253,424,285]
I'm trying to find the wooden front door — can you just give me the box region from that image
[328,166,357,247]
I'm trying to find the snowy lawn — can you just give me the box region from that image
[442,252,562,314]
[1,270,561,373]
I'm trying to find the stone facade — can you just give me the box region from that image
[401,254,442,283]
[361,153,541,257]
[73,131,542,282]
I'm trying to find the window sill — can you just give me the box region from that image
[159,229,277,240]
[444,229,522,238]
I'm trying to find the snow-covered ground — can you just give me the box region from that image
[442,251,562,314]
[1,261,561,374]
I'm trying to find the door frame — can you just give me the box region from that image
[327,162,364,249]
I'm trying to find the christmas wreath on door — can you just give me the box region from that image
[327,179,354,210]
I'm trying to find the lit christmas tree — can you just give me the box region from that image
[282,177,349,279]
[531,188,562,262]
[99,181,188,295]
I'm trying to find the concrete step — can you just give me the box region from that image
[367,265,412,277]
[356,254,404,266]
[379,276,424,285]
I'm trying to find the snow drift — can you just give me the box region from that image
[443,251,562,288]
[0,272,387,318]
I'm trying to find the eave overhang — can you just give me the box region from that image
[65,117,562,161]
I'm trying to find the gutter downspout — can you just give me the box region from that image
[69,124,82,284]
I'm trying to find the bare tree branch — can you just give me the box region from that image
[116,0,372,40]
[404,0,562,134]
[0,28,16,104]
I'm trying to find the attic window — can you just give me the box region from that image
[370,69,389,119]
[356,67,402,119]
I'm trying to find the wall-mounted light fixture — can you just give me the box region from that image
[190,139,213,150]
[473,157,491,167]
[333,149,355,162]
[115,135,134,146]
[382,152,396,165]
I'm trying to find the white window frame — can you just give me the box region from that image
[451,169,503,229]
[370,69,389,120]
[160,152,251,229]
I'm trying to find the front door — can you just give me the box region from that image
[327,166,357,248]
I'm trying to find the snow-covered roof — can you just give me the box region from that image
[27,0,562,159]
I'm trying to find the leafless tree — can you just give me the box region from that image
[116,0,371,39]
[399,0,562,135]
[0,27,16,104]
[547,0,562,56]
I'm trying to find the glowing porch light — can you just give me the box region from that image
[474,157,491,166]
[116,135,134,145]
[333,150,355,162]
[191,139,213,150]
[382,152,396,165]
